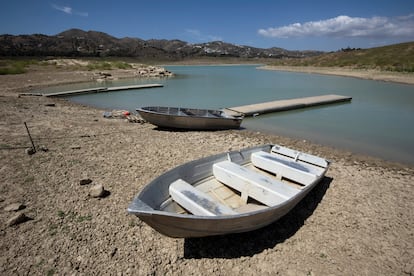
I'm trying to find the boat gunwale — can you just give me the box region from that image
[137,106,244,120]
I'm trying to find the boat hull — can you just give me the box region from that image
[137,106,243,130]
[128,144,329,238]
[130,195,304,238]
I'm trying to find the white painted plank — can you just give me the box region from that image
[271,145,329,168]
[169,179,237,216]
[213,161,300,207]
[251,151,319,185]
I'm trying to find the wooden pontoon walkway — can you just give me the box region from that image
[20,84,163,97]
[223,94,352,117]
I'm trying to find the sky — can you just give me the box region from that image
[1,0,413,51]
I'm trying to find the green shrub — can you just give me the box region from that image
[112,61,132,69]
[0,64,26,75]
[0,59,39,75]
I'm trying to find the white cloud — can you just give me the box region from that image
[258,14,414,39]
[52,4,88,17]
[185,29,222,42]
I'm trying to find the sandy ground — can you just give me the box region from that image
[259,65,414,85]
[0,64,413,275]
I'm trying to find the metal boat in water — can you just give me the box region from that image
[136,106,243,130]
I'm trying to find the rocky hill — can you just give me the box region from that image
[0,28,323,60]
[269,41,414,72]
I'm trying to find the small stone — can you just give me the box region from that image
[7,213,31,226]
[4,203,26,212]
[80,178,92,185]
[110,247,118,258]
[89,184,106,198]
[39,145,49,152]
[25,148,36,155]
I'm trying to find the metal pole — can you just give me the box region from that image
[24,122,36,153]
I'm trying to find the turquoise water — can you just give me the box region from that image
[41,65,414,165]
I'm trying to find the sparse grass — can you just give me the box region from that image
[319,253,328,259]
[76,214,92,222]
[36,258,45,267]
[24,176,35,184]
[0,58,134,74]
[48,224,58,236]
[86,60,132,71]
[270,42,414,73]
[112,61,133,69]
[87,61,112,71]
[57,210,65,218]
[0,143,12,148]
[57,210,91,222]
[68,159,81,166]
[50,211,92,236]
[0,59,38,75]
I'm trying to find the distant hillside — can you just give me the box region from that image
[270,42,414,72]
[0,28,322,60]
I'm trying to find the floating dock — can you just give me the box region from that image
[20,84,163,97]
[224,94,352,117]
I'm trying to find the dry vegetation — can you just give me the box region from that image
[271,42,414,72]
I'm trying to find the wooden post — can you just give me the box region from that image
[24,122,36,153]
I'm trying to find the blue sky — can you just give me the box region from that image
[1,0,413,51]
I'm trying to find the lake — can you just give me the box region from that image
[40,65,414,165]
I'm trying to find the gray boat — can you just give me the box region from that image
[128,144,330,238]
[136,106,243,130]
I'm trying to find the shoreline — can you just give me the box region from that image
[258,65,414,85]
[2,64,412,169]
[0,66,413,275]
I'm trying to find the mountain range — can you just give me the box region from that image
[0,28,323,60]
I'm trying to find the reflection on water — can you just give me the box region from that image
[41,65,414,165]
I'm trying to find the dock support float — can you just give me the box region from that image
[223,94,352,117]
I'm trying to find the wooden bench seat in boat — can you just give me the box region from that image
[251,151,323,185]
[213,161,300,207]
[169,179,238,216]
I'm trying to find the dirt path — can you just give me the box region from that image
[0,66,413,275]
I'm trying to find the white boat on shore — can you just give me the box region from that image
[128,144,330,238]
[136,106,243,130]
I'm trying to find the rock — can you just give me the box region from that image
[110,247,118,257]
[4,203,26,212]
[39,145,49,152]
[89,184,106,198]
[25,148,36,155]
[7,213,31,226]
[80,178,92,185]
